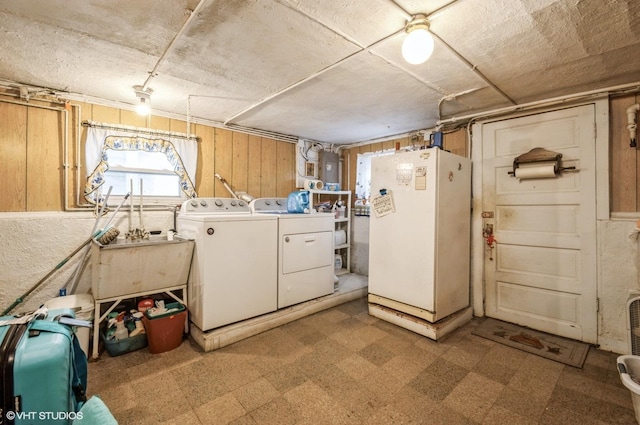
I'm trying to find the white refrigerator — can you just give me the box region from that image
[368,148,471,323]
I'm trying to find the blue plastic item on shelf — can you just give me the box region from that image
[287,190,310,213]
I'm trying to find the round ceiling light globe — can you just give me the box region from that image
[136,102,150,116]
[401,28,434,65]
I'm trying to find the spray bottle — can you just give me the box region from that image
[129,311,146,337]
[114,312,128,341]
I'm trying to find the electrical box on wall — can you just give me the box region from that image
[296,140,320,188]
[319,151,339,184]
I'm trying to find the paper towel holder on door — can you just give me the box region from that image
[507,147,577,179]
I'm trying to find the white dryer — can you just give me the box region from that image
[251,198,334,308]
[178,198,278,331]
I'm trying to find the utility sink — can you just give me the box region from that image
[91,236,194,300]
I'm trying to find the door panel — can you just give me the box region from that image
[495,282,580,322]
[497,245,581,291]
[482,105,597,343]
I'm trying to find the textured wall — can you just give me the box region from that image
[597,219,640,354]
[0,210,174,315]
[350,215,370,276]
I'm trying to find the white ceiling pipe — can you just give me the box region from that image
[436,81,640,127]
[627,103,639,147]
[141,0,210,91]
[223,29,403,126]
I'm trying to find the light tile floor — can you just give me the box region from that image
[88,297,636,424]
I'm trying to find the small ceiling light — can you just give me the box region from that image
[133,85,153,116]
[402,14,434,65]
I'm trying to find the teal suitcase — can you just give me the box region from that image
[0,308,87,424]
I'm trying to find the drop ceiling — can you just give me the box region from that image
[1,0,639,144]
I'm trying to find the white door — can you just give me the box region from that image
[482,105,597,343]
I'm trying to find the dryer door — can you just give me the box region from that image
[282,231,333,274]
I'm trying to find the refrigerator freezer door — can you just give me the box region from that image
[368,149,471,321]
[369,150,437,311]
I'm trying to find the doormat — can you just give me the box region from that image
[472,318,590,368]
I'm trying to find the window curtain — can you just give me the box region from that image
[84,125,198,204]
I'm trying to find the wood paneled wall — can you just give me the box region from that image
[0,100,66,211]
[0,102,27,211]
[341,129,468,204]
[2,94,639,213]
[610,93,640,212]
[0,97,296,212]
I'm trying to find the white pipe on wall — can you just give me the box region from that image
[437,81,640,127]
[626,103,639,147]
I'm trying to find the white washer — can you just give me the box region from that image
[178,198,278,331]
[251,198,334,308]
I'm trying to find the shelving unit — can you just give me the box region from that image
[309,190,351,275]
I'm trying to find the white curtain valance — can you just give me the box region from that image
[84,125,198,203]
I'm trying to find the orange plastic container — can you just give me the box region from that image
[142,303,187,354]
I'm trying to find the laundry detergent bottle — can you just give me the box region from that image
[287,190,310,213]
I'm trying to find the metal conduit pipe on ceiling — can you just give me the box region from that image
[140,0,211,91]
[225,0,505,133]
[225,0,457,127]
[436,81,640,128]
[344,82,640,152]
[59,86,301,144]
[429,32,516,106]
[224,0,467,126]
[222,28,405,127]
[387,0,513,106]
[138,0,209,138]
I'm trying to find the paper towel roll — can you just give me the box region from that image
[303,179,324,190]
[514,164,556,180]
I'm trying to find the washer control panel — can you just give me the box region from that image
[180,198,251,215]
[250,198,288,213]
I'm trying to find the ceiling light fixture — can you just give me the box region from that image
[133,85,153,116]
[401,14,434,65]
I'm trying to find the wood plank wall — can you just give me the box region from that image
[1,94,639,213]
[610,93,640,212]
[0,97,296,211]
[0,102,27,210]
[341,129,468,204]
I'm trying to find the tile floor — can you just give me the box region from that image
[88,297,636,424]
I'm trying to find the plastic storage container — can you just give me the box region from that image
[142,302,187,354]
[617,355,640,424]
[325,183,340,191]
[102,332,148,357]
[45,293,94,357]
[287,190,310,213]
[334,254,343,270]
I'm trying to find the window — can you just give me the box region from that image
[84,124,198,205]
[103,150,181,200]
[355,150,394,201]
